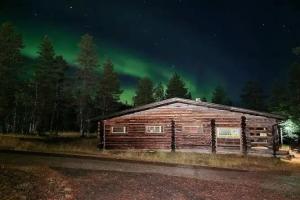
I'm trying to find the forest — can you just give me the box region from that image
[0,22,299,143]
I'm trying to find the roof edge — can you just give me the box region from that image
[89,97,285,121]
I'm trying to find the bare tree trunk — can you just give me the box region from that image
[79,105,84,137]
[22,113,27,134]
[31,83,38,134]
[5,117,9,133]
[1,120,5,133]
[50,85,59,134]
[86,119,90,137]
[55,82,63,136]
[12,106,17,133]
[102,96,106,116]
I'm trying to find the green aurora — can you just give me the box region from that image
[5,20,216,104]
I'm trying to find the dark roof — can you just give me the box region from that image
[90,97,284,121]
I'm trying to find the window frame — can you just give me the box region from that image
[145,125,164,134]
[216,127,241,139]
[111,126,127,134]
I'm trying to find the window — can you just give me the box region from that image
[111,126,126,134]
[259,133,267,137]
[146,126,163,133]
[217,127,240,138]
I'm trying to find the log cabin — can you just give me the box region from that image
[94,98,284,156]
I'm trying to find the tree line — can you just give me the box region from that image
[0,22,299,141]
[0,23,123,136]
[0,22,191,135]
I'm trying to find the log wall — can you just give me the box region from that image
[100,102,279,154]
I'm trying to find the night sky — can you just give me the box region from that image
[1,0,300,104]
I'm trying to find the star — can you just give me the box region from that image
[259,23,265,30]
[281,24,291,32]
[69,6,73,9]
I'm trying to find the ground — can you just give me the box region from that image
[1,152,300,200]
[1,134,299,172]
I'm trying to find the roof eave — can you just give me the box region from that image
[90,98,285,121]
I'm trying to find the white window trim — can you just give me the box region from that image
[111,126,126,134]
[216,127,241,139]
[145,125,163,134]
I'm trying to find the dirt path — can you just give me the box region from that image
[0,152,276,183]
[0,151,299,199]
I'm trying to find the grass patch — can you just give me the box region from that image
[0,133,98,154]
[100,150,300,172]
[1,134,299,172]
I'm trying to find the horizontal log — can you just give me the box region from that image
[102,102,277,151]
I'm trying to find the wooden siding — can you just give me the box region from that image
[100,102,279,154]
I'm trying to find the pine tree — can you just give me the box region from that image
[133,77,155,106]
[153,82,165,101]
[49,56,68,133]
[60,68,77,132]
[0,22,23,132]
[269,81,289,115]
[186,92,192,99]
[286,47,300,144]
[96,59,122,115]
[211,86,232,105]
[14,79,35,134]
[34,36,56,134]
[240,81,265,111]
[76,34,99,136]
[166,73,190,99]
[288,60,300,119]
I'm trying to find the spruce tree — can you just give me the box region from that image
[166,73,190,99]
[50,56,68,133]
[76,34,99,136]
[34,36,56,134]
[288,57,300,119]
[285,48,300,143]
[15,77,36,134]
[133,77,155,106]
[211,86,232,106]
[269,81,289,115]
[153,82,165,101]
[186,92,192,99]
[0,22,23,132]
[240,81,265,111]
[96,59,122,115]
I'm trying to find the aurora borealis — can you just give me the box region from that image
[1,0,300,104]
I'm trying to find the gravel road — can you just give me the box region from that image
[0,151,299,200]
